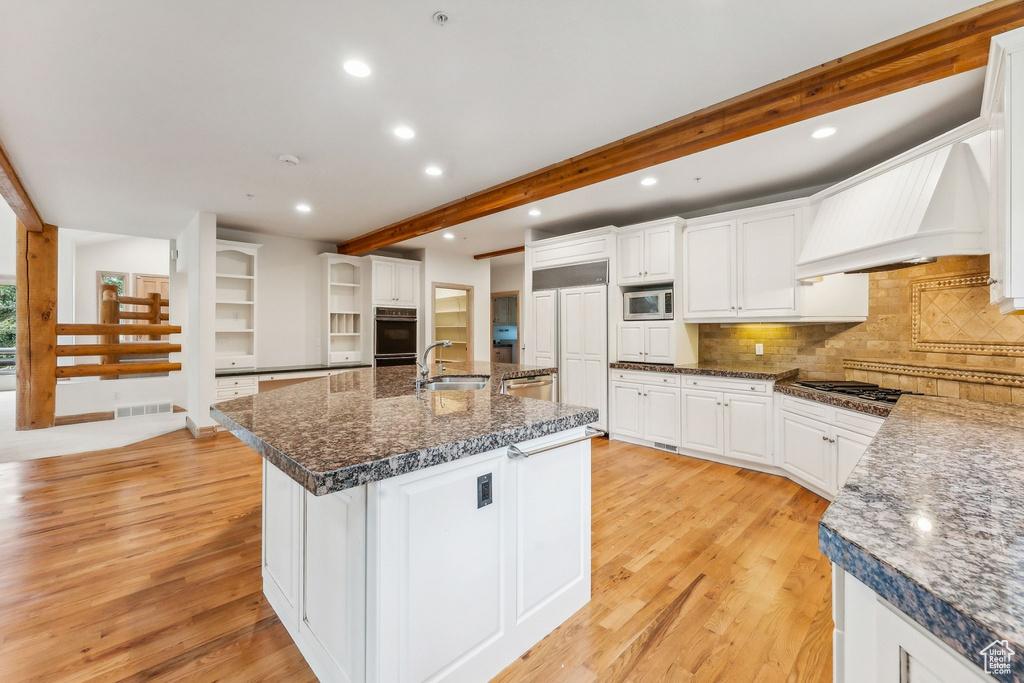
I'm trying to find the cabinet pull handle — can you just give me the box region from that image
[822,435,828,441]
[508,426,603,458]
[750,386,756,391]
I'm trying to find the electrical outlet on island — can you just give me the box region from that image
[755,343,764,356]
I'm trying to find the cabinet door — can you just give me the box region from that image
[617,231,644,284]
[644,322,674,364]
[779,412,831,492]
[724,393,771,463]
[644,386,681,446]
[372,260,396,304]
[616,323,645,362]
[680,389,724,455]
[644,224,675,282]
[683,222,735,318]
[394,261,418,306]
[262,460,301,629]
[737,212,797,316]
[530,291,558,366]
[610,382,643,439]
[834,427,873,492]
[560,286,608,429]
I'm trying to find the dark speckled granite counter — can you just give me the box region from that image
[216,362,371,378]
[774,379,894,418]
[211,362,597,496]
[610,361,799,382]
[820,396,1024,680]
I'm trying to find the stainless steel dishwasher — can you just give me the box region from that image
[502,373,554,401]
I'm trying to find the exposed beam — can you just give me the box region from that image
[473,245,525,260]
[337,0,1024,255]
[0,139,43,233]
[15,221,57,430]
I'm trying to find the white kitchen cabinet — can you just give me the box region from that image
[616,218,681,285]
[610,374,680,447]
[529,290,558,367]
[560,286,607,430]
[779,411,833,493]
[834,427,873,490]
[215,239,261,370]
[262,460,301,630]
[370,256,419,307]
[616,321,675,364]
[724,394,772,463]
[680,389,725,455]
[682,220,735,318]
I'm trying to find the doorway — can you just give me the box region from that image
[432,283,473,364]
[490,291,519,364]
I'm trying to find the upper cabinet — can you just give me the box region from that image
[616,218,681,285]
[682,200,868,322]
[985,27,1024,314]
[370,256,419,308]
[215,239,262,370]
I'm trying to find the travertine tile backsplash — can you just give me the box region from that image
[698,255,1024,404]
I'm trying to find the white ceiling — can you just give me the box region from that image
[0,0,984,243]
[404,69,986,256]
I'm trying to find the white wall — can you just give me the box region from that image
[490,264,524,294]
[420,249,491,363]
[179,212,217,433]
[217,228,337,368]
[71,234,169,325]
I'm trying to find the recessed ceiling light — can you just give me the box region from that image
[640,177,658,186]
[425,166,443,176]
[528,209,541,217]
[393,126,415,139]
[295,203,312,213]
[811,126,837,139]
[343,60,371,78]
[443,232,455,240]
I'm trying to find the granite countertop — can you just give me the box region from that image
[774,379,894,418]
[211,362,596,496]
[216,362,371,378]
[819,396,1024,680]
[609,361,799,382]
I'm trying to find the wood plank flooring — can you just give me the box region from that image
[0,430,831,682]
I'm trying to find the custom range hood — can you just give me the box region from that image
[796,128,989,279]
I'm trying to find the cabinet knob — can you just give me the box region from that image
[724,402,729,407]
[716,401,721,405]
[638,391,642,396]
[988,277,998,285]
[738,306,743,310]
[644,271,648,276]
[829,438,836,444]
[822,435,828,441]
[730,306,735,310]
[750,386,756,391]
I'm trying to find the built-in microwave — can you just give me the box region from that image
[623,287,673,320]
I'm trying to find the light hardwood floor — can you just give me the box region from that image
[0,430,831,682]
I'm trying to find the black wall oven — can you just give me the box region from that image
[374,307,417,366]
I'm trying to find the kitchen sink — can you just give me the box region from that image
[421,376,489,391]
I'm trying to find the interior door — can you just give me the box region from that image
[530,290,557,367]
[133,275,170,342]
[737,211,798,316]
[559,285,607,429]
[683,221,735,318]
[643,224,674,282]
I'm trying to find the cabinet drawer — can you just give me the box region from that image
[215,386,257,400]
[780,395,830,421]
[216,376,257,388]
[216,355,256,370]
[610,370,681,387]
[834,408,884,437]
[684,376,769,394]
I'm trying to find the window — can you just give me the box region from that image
[98,271,127,296]
[0,283,14,374]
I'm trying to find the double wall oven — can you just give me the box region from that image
[374,307,417,366]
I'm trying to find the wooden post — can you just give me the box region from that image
[99,284,120,379]
[15,220,57,430]
[149,292,162,341]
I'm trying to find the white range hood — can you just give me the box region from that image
[796,134,989,279]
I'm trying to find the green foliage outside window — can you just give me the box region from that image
[101,275,125,295]
[0,284,15,369]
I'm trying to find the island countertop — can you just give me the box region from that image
[819,396,1024,678]
[211,362,598,496]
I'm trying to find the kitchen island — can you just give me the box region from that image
[820,396,1024,682]
[212,362,599,683]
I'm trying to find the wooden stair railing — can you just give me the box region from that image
[54,284,181,379]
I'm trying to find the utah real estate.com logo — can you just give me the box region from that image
[980,639,1015,676]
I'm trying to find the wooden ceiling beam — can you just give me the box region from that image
[473,245,525,260]
[337,0,1024,255]
[0,138,43,233]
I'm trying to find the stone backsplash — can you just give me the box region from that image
[698,255,1024,404]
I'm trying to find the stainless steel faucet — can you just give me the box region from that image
[417,340,452,385]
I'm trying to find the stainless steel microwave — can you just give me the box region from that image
[623,288,673,320]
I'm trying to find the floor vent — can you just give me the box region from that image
[115,402,173,419]
[653,442,678,453]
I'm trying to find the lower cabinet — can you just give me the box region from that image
[610,373,681,447]
[679,388,771,464]
[778,411,832,492]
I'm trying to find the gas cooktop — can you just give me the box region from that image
[793,380,920,404]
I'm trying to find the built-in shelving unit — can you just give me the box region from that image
[321,254,367,365]
[433,285,471,363]
[215,239,262,370]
